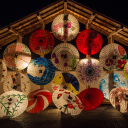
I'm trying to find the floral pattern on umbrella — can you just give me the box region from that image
[76,58,103,86]
[99,73,128,100]
[3,43,31,71]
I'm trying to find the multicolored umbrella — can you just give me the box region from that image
[3,73,31,96]
[109,87,128,113]
[52,89,83,115]
[76,29,103,55]
[0,91,28,118]
[99,43,127,71]
[29,29,55,55]
[124,62,128,81]
[26,89,52,113]
[0,60,7,83]
[3,43,31,71]
[52,14,79,41]
[51,73,79,95]
[76,58,103,86]
[99,73,128,100]
[78,88,104,111]
[51,43,79,72]
[27,57,55,85]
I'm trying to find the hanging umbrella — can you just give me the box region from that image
[26,89,52,113]
[99,73,128,100]
[27,57,55,85]
[52,89,83,115]
[3,43,31,71]
[76,58,103,86]
[109,87,128,113]
[0,60,7,83]
[0,91,28,118]
[78,88,104,111]
[76,29,103,55]
[99,43,127,71]
[124,62,128,81]
[52,14,79,41]
[51,73,79,95]
[51,43,79,72]
[29,29,55,55]
[3,73,31,96]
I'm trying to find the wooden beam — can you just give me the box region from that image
[8,27,23,37]
[37,13,45,29]
[17,35,22,43]
[64,1,67,14]
[86,13,95,29]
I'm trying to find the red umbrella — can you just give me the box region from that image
[76,29,103,55]
[29,29,55,55]
[78,88,104,111]
[26,89,52,113]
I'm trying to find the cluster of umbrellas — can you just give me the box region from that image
[0,13,128,119]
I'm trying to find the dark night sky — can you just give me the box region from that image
[0,0,128,28]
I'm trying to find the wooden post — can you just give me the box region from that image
[86,13,95,29]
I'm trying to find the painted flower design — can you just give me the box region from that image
[78,104,83,109]
[117,59,126,69]
[89,30,98,39]
[67,22,71,28]
[57,94,62,99]
[105,58,113,66]
[59,89,64,91]
[57,34,62,41]
[65,92,70,94]
[52,53,56,58]
[53,25,59,32]
[118,45,125,56]
[58,22,64,28]
[68,103,73,109]
[53,85,58,90]
[55,58,59,64]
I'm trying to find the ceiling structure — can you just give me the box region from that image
[0,0,128,49]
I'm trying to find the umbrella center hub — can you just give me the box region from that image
[88,69,92,74]
[68,95,72,100]
[14,54,18,58]
[33,95,37,98]
[63,86,67,89]
[63,54,67,59]
[125,95,128,98]
[13,85,17,90]
[88,40,92,44]
[8,98,12,102]
[39,70,42,73]
[85,94,90,99]
[113,55,116,59]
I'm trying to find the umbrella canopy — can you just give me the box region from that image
[78,88,104,111]
[0,60,7,83]
[52,14,79,41]
[51,43,79,72]
[0,91,28,118]
[76,29,103,55]
[3,43,31,71]
[99,73,128,100]
[124,62,128,81]
[76,58,103,86]
[3,73,31,96]
[51,73,79,95]
[26,89,52,113]
[52,89,83,115]
[109,87,128,113]
[27,57,55,85]
[29,29,55,55]
[99,43,127,71]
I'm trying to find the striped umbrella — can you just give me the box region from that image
[26,89,52,113]
[78,88,104,111]
[124,62,128,81]
[0,91,28,118]
[0,60,7,83]
[52,14,79,41]
[3,43,31,71]
[99,73,128,100]
[51,43,79,72]
[76,29,103,55]
[3,73,31,96]
[109,87,128,113]
[29,29,55,55]
[76,58,103,86]
[51,73,79,95]
[52,89,83,115]
[99,43,127,71]
[27,57,55,85]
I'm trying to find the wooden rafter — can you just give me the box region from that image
[86,13,95,29]
[37,13,45,29]
[8,27,23,37]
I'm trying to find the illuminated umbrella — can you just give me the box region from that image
[29,29,55,55]
[109,87,128,113]
[76,58,103,86]
[76,29,103,55]
[27,57,55,85]
[99,73,128,100]
[0,91,28,118]
[52,89,83,115]
[78,88,104,111]
[51,43,79,72]
[3,73,31,96]
[3,43,31,71]
[26,89,52,113]
[124,62,128,81]
[52,14,79,41]
[0,60,7,83]
[51,73,79,95]
[99,43,127,71]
